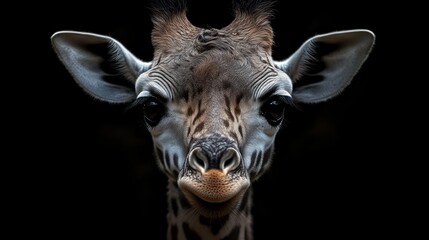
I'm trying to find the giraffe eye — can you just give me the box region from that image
[261,97,286,126]
[142,97,166,126]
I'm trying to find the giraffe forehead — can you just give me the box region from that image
[137,51,290,102]
[181,56,266,99]
[191,58,221,84]
[189,56,247,88]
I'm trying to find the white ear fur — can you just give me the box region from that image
[275,29,375,103]
[51,31,151,103]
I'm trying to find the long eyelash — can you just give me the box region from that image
[277,96,298,130]
[125,97,148,113]
[277,95,296,108]
[122,97,149,131]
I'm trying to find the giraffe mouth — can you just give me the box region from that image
[178,169,250,217]
[181,186,248,218]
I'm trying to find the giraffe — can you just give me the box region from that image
[51,0,375,239]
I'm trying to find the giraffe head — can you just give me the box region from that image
[51,0,374,218]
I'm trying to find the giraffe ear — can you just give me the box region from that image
[274,29,375,103]
[51,31,151,103]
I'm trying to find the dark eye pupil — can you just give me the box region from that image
[143,98,165,126]
[261,99,285,126]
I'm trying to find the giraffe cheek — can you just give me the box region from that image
[153,126,188,175]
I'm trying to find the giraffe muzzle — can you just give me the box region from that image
[178,135,250,216]
[186,134,242,173]
[188,147,240,173]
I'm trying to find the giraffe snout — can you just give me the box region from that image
[179,135,250,216]
[187,134,242,173]
[188,147,241,173]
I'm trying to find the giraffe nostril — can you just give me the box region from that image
[188,139,241,172]
[224,157,234,169]
[188,148,208,172]
[220,148,241,172]
[195,156,205,169]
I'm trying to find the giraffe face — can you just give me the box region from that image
[51,0,375,230]
[134,51,293,217]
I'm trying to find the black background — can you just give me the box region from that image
[13,0,415,239]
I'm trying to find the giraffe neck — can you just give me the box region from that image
[166,180,253,240]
